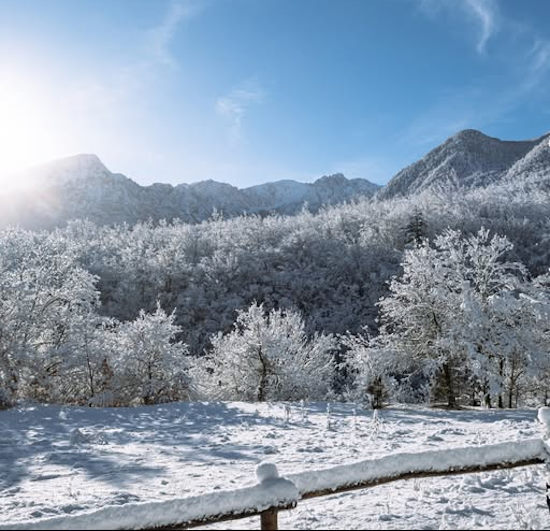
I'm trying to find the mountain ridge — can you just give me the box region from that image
[3,128,550,229]
[1,156,380,229]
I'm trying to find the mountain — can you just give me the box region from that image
[0,155,380,229]
[378,129,550,199]
[3,128,549,230]
[243,174,379,215]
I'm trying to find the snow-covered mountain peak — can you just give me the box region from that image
[314,173,348,186]
[9,127,548,229]
[48,153,107,175]
[189,179,240,193]
[23,153,111,187]
[378,129,548,199]
[449,128,491,144]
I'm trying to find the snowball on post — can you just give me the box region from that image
[256,462,280,484]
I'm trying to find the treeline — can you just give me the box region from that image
[1,178,549,407]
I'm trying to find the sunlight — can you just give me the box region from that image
[0,71,58,190]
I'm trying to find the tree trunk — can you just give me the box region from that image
[443,362,456,408]
[85,340,95,400]
[144,361,153,405]
[257,344,267,402]
[498,359,504,409]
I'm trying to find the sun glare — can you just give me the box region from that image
[0,72,59,190]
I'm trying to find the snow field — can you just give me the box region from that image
[0,402,549,529]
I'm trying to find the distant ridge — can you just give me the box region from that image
[0,156,379,229]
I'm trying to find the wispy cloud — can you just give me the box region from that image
[216,79,265,141]
[463,0,498,54]
[146,1,201,68]
[419,0,498,54]
[68,1,203,118]
[525,38,550,90]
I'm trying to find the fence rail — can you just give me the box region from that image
[299,455,546,501]
[3,408,550,531]
[177,451,547,531]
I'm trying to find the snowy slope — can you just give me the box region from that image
[504,135,550,188]
[0,402,548,530]
[378,129,550,199]
[0,158,379,229]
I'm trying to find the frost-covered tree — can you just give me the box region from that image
[374,239,463,406]
[195,303,336,401]
[0,229,101,405]
[446,229,528,407]
[521,272,550,405]
[114,304,190,405]
[343,331,394,408]
[367,228,531,407]
[52,315,119,406]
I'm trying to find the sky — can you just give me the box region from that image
[0,0,550,188]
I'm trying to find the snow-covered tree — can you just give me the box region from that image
[366,228,531,407]
[195,303,336,401]
[447,229,528,407]
[343,331,394,408]
[403,207,427,247]
[0,229,101,405]
[51,315,119,406]
[114,303,190,405]
[521,272,550,405]
[374,239,463,406]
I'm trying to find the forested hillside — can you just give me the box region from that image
[2,170,550,409]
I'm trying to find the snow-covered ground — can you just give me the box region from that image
[1,402,549,529]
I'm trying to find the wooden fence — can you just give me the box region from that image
[160,444,547,530]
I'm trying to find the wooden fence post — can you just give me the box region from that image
[260,508,278,531]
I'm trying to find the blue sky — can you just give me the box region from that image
[0,0,549,187]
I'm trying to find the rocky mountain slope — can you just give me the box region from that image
[378,129,550,199]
